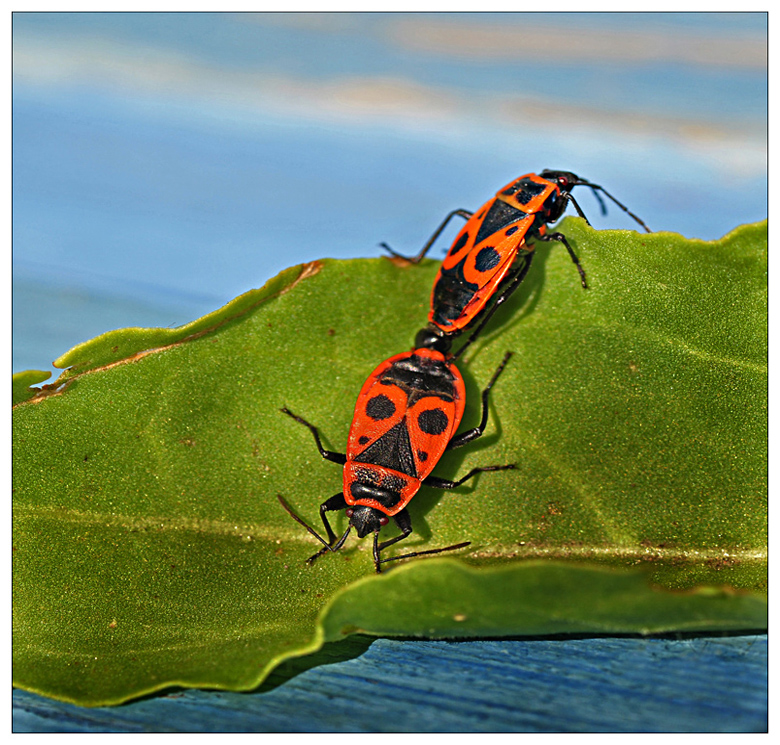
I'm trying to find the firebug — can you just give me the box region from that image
[279,343,514,573]
[382,170,650,349]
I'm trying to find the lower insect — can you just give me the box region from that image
[279,346,515,573]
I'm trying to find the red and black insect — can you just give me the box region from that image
[279,343,515,573]
[382,170,650,348]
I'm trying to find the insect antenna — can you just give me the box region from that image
[277,495,351,552]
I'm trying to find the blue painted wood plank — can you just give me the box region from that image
[13,634,767,732]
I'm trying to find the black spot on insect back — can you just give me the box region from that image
[475,246,501,272]
[451,231,469,254]
[366,394,396,421]
[503,176,547,206]
[418,408,449,435]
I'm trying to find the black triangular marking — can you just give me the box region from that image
[353,420,417,478]
[474,200,525,245]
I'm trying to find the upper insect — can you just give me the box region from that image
[381,170,650,354]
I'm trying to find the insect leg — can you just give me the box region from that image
[378,542,472,567]
[424,464,516,490]
[535,231,588,289]
[372,509,413,572]
[315,493,349,544]
[281,407,346,464]
[375,509,472,569]
[450,255,534,363]
[563,192,593,225]
[380,208,473,263]
[447,351,513,450]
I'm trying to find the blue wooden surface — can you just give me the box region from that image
[13,635,768,732]
[12,12,767,731]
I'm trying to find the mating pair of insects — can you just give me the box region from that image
[279,170,650,573]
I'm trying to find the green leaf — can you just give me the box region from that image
[12,220,767,706]
[320,561,767,640]
[12,370,51,406]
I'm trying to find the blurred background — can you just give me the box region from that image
[12,12,767,378]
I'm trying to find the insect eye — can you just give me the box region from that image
[379,516,389,526]
[345,508,354,517]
